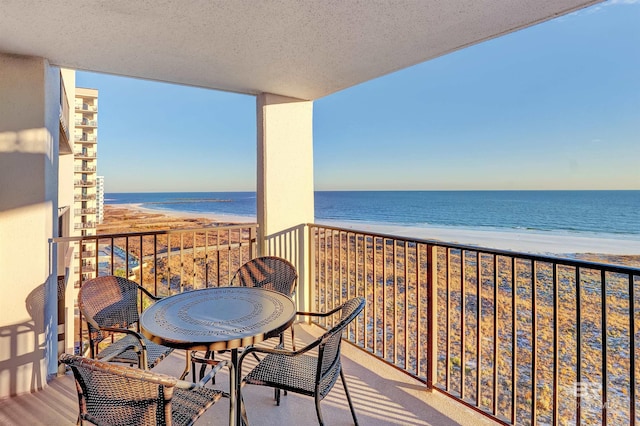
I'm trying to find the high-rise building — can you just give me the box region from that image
[73,87,98,284]
[96,175,105,224]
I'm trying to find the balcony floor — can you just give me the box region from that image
[0,324,497,426]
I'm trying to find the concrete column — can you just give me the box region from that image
[0,54,60,397]
[256,93,314,312]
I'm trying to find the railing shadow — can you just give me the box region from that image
[0,282,49,396]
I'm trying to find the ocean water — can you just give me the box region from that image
[106,190,640,239]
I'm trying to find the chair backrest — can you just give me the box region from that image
[316,297,365,394]
[230,256,298,297]
[78,275,142,343]
[60,353,177,425]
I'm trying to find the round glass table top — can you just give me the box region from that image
[140,286,296,351]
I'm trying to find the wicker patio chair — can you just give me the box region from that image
[191,256,298,381]
[238,296,365,426]
[79,275,173,370]
[60,353,227,426]
[230,256,298,348]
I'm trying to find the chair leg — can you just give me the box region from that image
[314,393,324,426]
[340,368,358,425]
[274,387,281,405]
[240,392,249,426]
[290,325,296,351]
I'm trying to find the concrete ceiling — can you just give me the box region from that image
[0,0,600,100]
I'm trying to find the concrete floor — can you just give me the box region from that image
[0,324,498,426]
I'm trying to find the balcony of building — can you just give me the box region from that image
[75,134,97,143]
[73,179,95,187]
[73,165,96,173]
[74,102,97,112]
[74,119,97,128]
[73,222,95,230]
[73,249,95,259]
[73,194,96,201]
[58,73,72,154]
[73,208,96,216]
[1,1,630,425]
[34,224,640,425]
[0,322,494,426]
[73,150,96,158]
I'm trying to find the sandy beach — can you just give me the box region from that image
[320,220,640,256]
[101,203,640,266]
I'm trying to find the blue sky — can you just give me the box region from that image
[76,1,639,193]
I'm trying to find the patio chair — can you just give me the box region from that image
[79,275,173,370]
[60,353,228,426]
[191,256,298,380]
[230,256,298,348]
[238,296,365,426]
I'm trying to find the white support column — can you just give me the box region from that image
[256,93,314,312]
[0,54,60,397]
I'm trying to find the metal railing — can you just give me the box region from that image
[52,223,258,356]
[75,103,97,112]
[309,224,640,426]
[74,222,96,230]
[74,151,96,158]
[74,208,97,215]
[74,166,97,172]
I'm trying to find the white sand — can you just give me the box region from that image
[320,220,640,255]
[116,203,256,225]
[109,204,640,255]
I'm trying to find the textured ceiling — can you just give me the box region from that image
[0,0,600,100]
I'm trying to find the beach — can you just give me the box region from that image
[101,204,640,266]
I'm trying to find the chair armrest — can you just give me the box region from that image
[99,327,148,350]
[175,360,229,389]
[240,340,320,360]
[138,285,162,301]
[295,303,343,318]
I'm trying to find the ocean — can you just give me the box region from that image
[105,190,639,241]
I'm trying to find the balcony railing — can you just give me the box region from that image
[308,224,640,426]
[52,223,258,355]
[76,135,97,143]
[74,222,96,230]
[74,250,95,259]
[50,223,639,425]
[74,166,96,173]
[75,103,97,112]
[74,180,95,187]
[74,208,96,215]
[74,151,96,158]
[74,194,96,201]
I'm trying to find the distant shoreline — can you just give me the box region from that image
[107,203,640,257]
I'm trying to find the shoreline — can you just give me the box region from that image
[104,203,640,259]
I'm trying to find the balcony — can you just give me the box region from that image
[74,151,96,158]
[73,180,95,187]
[42,224,640,425]
[73,194,96,201]
[0,325,487,426]
[75,120,97,128]
[73,222,95,230]
[75,103,97,112]
[76,135,97,143]
[74,165,96,173]
[74,208,96,215]
[73,250,95,258]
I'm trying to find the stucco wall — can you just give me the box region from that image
[0,54,59,398]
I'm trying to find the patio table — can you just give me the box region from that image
[140,286,296,426]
